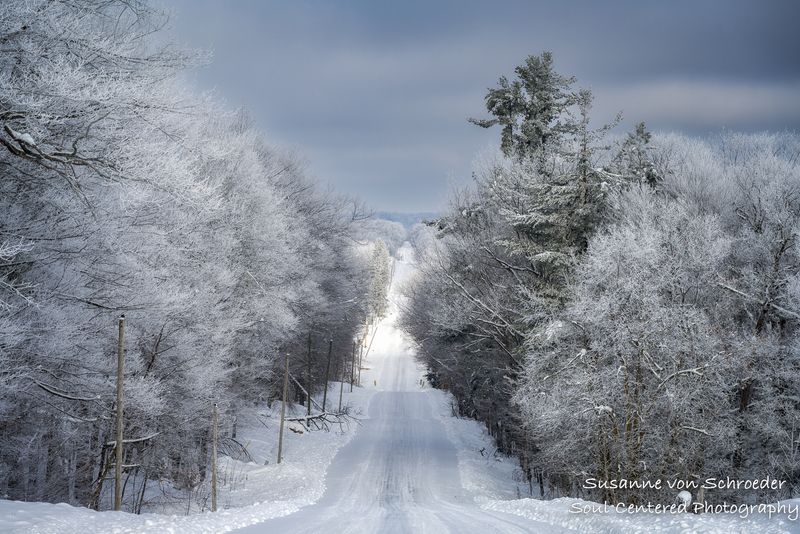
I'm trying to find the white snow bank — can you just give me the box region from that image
[434,391,529,501]
[0,497,301,534]
[0,383,374,534]
[481,496,800,533]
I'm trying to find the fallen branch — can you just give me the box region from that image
[285,408,360,433]
[219,437,254,463]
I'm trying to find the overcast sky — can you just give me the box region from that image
[162,0,800,213]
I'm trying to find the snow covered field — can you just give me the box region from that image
[2,244,799,533]
[0,385,371,533]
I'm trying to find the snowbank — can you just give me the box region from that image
[482,497,800,533]
[0,382,375,534]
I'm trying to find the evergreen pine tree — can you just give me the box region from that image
[471,53,616,309]
[469,51,576,165]
[608,121,660,187]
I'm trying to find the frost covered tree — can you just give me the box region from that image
[513,134,800,504]
[515,188,736,503]
[715,134,800,493]
[470,54,618,309]
[469,51,576,164]
[351,218,407,255]
[403,53,621,456]
[0,0,210,504]
[367,240,391,322]
[405,49,800,506]
[401,194,527,448]
[607,122,660,187]
[0,0,374,509]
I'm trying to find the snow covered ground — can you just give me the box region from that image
[0,385,372,533]
[2,243,799,533]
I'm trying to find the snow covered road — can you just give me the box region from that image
[235,392,548,533]
[5,244,796,533]
[233,249,558,533]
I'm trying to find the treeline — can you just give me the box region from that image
[0,0,386,509]
[401,51,800,505]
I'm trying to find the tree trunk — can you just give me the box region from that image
[306,333,313,416]
[211,403,218,512]
[322,339,333,411]
[350,340,356,392]
[115,315,125,511]
[338,352,345,412]
[277,352,290,464]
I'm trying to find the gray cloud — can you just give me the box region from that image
[597,80,800,129]
[162,0,800,212]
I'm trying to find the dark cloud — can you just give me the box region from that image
[161,0,800,212]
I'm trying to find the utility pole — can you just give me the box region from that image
[211,403,218,512]
[306,333,312,416]
[277,352,290,464]
[357,341,364,386]
[114,315,125,511]
[338,351,345,412]
[350,339,356,392]
[322,339,332,412]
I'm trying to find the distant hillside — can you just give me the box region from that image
[374,211,440,229]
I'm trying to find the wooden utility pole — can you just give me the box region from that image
[364,323,377,360]
[338,353,345,412]
[350,340,356,392]
[277,352,290,464]
[306,333,312,416]
[321,339,333,412]
[114,315,125,511]
[211,403,218,512]
[357,341,364,386]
